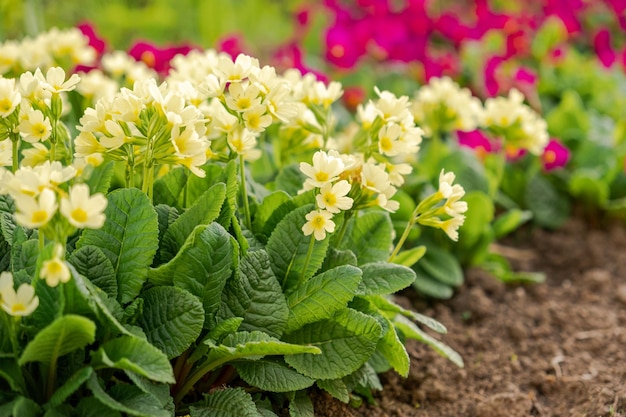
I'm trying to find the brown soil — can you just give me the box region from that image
[311,218,626,417]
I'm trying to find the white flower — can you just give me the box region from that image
[18,108,52,143]
[215,54,259,83]
[441,215,466,241]
[1,281,39,317]
[60,183,107,229]
[37,67,81,93]
[0,139,12,167]
[378,123,404,156]
[227,127,261,160]
[360,161,390,193]
[0,271,13,297]
[316,180,353,213]
[21,143,49,167]
[0,77,21,117]
[225,82,262,112]
[243,105,272,133]
[302,209,335,240]
[40,243,71,287]
[13,188,57,229]
[300,150,345,190]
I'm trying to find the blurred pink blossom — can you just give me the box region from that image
[541,138,570,171]
[128,41,195,74]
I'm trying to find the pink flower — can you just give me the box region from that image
[593,28,616,68]
[541,139,570,171]
[128,41,195,74]
[217,34,247,58]
[272,44,328,82]
[457,129,495,160]
[77,22,107,55]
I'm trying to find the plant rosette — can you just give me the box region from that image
[0,34,467,417]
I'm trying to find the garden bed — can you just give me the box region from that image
[311,217,626,416]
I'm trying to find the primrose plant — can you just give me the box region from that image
[0,35,466,417]
[386,76,550,298]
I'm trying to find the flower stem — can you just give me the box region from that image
[299,235,316,287]
[11,135,19,173]
[388,206,421,263]
[239,154,251,230]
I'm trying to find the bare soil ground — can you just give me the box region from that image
[312,218,626,417]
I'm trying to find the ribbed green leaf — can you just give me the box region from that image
[92,335,175,383]
[320,248,358,271]
[394,315,464,368]
[266,205,329,292]
[69,245,117,299]
[149,223,236,321]
[284,308,382,380]
[252,190,291,237]
[288,391,314,417]
[391,245,426,268]
[76,188,159,304]
[366,295,446,334]
[189,388,261,417]
[46,367,94,409]
[316,379,350,403]
[285,265,362,333]
[234,358,315,392]
[136,286,204,359]
[152,166,189,209]
[204,331,320,365]
[11,239,38,277]
[218,250,288,338]
[214,160,238,229]
[376,318,409,377]
[87,374,171,417]
[19,315,96,365]
[159,183,226,262]
[85,160,114,195]
[358,262,415,295]
[339,211,393,264]
[124,372,174,415]
[75,397,121,417]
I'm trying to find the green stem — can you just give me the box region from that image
[11,135,19,173]
[46,353,58,400]
[388,206,421,263]
[239,154,251,230]
[173,357,231,405]
[334,210,354,248]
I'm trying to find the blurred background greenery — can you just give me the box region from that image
[0,0,311,50]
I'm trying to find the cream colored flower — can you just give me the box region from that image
[0,271,12,297]
[215,54,259,83]
[0,77,21,117]
[243,105,272,133]
[227,127,261,161]
[60,183,107,229]
[378,123,404,156]
[40,243,71,287]
[360,161,390,193]
[0,139,12,167]
[225,82,262,112]
[18,108,52,143]
[302,209,335,241]
[300,150,345,190]
[37,67,81,93]
[1,281,39,317]
[316,180,353,213]
[13,188,57,229]
[21,143,49,167]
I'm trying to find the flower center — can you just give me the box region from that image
[32,210,48,224]
[71,208,88,223]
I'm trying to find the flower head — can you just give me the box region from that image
[316,180,353,214]
[40,243,71,287]
[300,150,345,190]
[13,188,57,229]
[302,209,335,241]
[60,183,107,229]
[541,139,570,171]
[1,279,39,317]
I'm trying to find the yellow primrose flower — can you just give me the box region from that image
[13,188,57,229]
[0,77,21,117]
[316,180,353,214]
[60,183,107,229]
[300,150,345,190]
[18,108,52,143]
[1,281,39,317]
[40,244,71,287]
[302,209,335,241]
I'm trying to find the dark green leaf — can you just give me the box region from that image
[358,262,415,295]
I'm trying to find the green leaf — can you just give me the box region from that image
[92,335,175,383]
[492,209,533,239]
[152,166,188,209]
[206,317,244,343]
[87,374,171,417]
[85,160,114,195]
[339,211,393,264]
[154,204,179,249]
[274,163,306,196]
[124,372,174,415]
[358,262,415,295]
[214,160,238,229]
[6,396,42,417]
[284,265,362,333]
[159,183,226,262]
[204,331,320,365]
[288,391,314,417]
[320,248,358,271]
[189,388,261,417]
[0,357,26,393]
[218,250,288,338]
[19,315,96,365]
[367,295,447,333]
[394,315,464,368]
[284,308,382,380]
[376,318,409,377]
[149,223,236,321]
[413,245,463,287]
[75,397,121,417]
[76,188,159,304]
[69,245,117,299]
[136,286,204,359]
[412,274,454,299]
[11,239,39,277]
[234,357,315,392]
[458,190,494,248]
[316,379,350,403]
[45,367,94,409]
[525,174,570,230]
[391,245,426,268]
[252,190,292,237]
[266,205,329,292]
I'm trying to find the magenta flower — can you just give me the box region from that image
[217,34,247,59]
[593,28,616,68]
[457,129,495,160]
[77,22,107,55]
[541,139,570,171]
[128,41,195,74]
